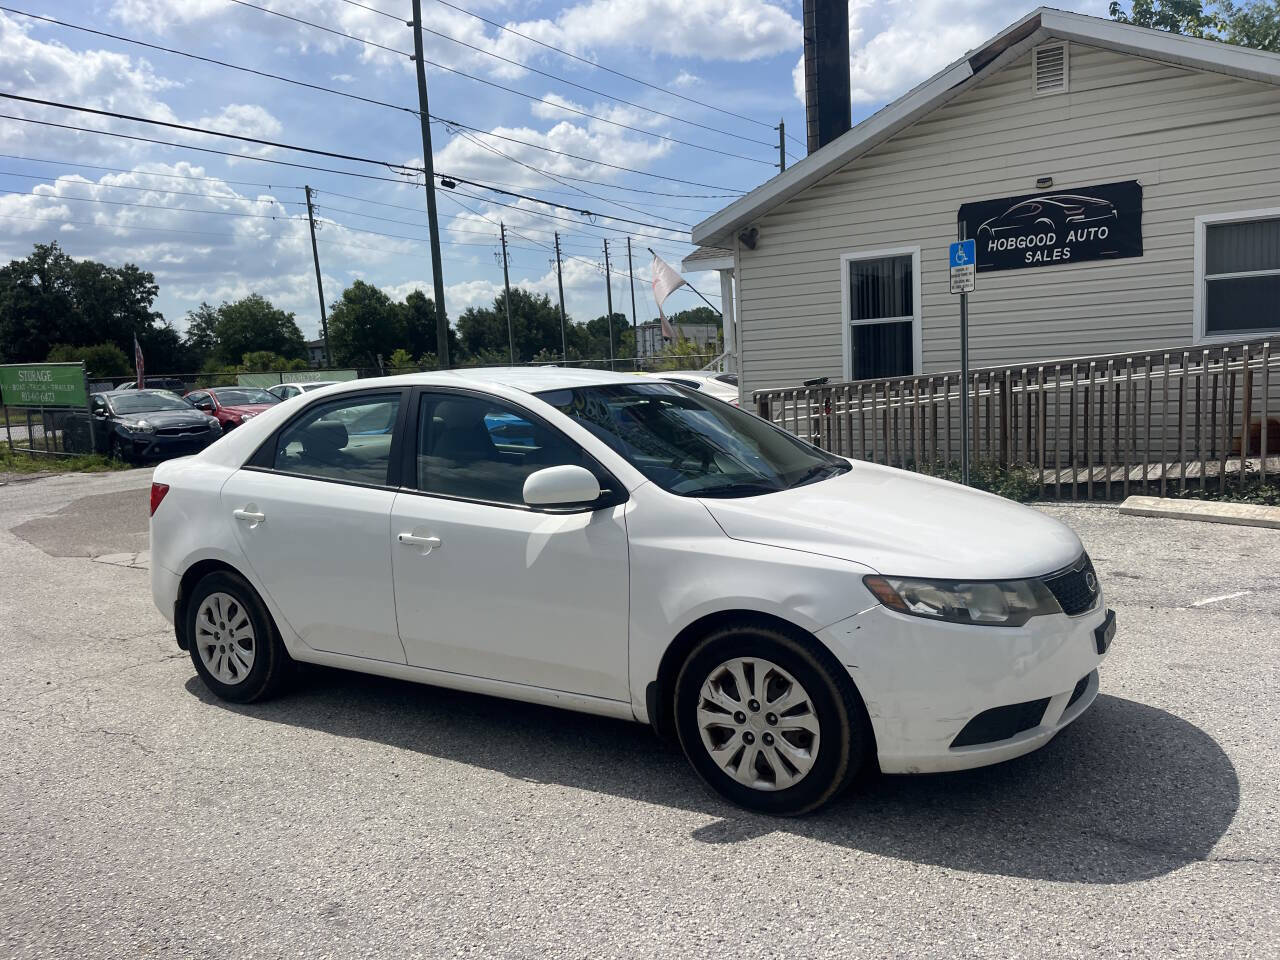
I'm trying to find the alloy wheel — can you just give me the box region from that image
[695,656,821,791]
[195,591,256,685]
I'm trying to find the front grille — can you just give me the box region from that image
[951,697,1050,748]
[1041,553,1099,616]
[156,425,206,437]
[1066,673,1091,709]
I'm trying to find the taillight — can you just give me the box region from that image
[150,482,170,517]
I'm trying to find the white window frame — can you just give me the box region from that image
[840,245,923,382]
[1192,206,1280,344]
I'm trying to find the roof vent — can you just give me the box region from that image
[1033,42,1069,96]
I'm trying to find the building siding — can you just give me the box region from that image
[736,43,1280,397]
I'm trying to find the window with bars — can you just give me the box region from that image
[1204,216,1280,337]
[846,253,916,380]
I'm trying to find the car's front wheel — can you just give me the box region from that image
[185,570,291,703]
[674,622,871,816]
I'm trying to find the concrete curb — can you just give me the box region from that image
[1118,495,1280,529]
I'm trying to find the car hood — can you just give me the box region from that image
[117,409,211,428]
[219,403,275,417]
[698,461,1082,580]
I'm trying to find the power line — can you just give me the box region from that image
[0,169,302,206]
[0,152,291,191]
[431,0,783,137]
[0,97,710,229]
[0,7,742,199]
[335,0,775,149]
[226,0,774,166]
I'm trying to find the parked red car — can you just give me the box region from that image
[183,387,280,431]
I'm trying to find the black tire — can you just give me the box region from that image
[185,570,292,703]
[673,621,871,816]
[108,434,129,462]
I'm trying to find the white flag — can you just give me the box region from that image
[650,254,685,340]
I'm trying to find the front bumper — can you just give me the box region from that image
[123,430,219,460]
[818,600,1112,774]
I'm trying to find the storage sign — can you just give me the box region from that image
[0,362,88,408]
[959,180,1143,272]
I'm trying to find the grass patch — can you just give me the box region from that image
[0,445,130,475]
[1170,476,1280,507]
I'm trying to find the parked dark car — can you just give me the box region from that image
[116,377,189,395]
[91,389,222,462]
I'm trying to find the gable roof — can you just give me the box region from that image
[691,7,1280,248]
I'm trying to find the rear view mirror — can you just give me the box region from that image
[523,465,601,508]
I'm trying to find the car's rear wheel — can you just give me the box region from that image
[673,622,870,816]
[186,571,291,703]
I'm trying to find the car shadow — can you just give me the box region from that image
[184,670,1238,884]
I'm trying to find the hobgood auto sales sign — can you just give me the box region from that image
[959,180,1143,272]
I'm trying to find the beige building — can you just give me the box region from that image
[690,8,1280,401]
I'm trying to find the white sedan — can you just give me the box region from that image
[149,368,1113,815]
[638,370,740,405]
[267,381,337,401]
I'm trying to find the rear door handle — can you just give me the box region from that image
[233,508,266,523]
[397,533,442,552]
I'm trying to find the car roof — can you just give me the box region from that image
[100,388,178,397]
[346,366,649,394]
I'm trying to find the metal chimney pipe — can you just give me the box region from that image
[803,0,852,154]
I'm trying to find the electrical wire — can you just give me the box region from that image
[334,0,775,149]
[225,0,775,165]
[431,0,791,140]
[0,97,718,226]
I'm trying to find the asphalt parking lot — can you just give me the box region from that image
[1,469,1278,959]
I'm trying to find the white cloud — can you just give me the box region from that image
[331,73,356,84]
[499,0,799,63]
[672,70,702,88]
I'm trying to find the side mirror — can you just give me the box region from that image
[197,401,214,412]
[523,465,601,508]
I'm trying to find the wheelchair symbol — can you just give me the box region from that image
[953,246,969,265]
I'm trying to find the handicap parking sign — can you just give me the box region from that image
[949,240,976,293]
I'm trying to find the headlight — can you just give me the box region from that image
[240,412,255,420]
[125,419,156,434]
[863,574,1061,627]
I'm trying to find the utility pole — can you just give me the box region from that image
[303,185,331,367]
[499,222,514,365]
[553,232,568,362]
[409,0,450,368]
[776,119,786,173]
[602,239,615,370]
[626,237,638,331]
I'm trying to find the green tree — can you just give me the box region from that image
[46,342,130,378]
[387,348,416,370]
[457,288,565,364]
[211,294,306,366]
[573,312,633,366]
[1109,0,1279,49]
[0,242,168,364]
[328,280,406,368]
[181,302,221,368]
[667,305,722,329]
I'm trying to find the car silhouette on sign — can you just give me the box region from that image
[977,194,1118,240]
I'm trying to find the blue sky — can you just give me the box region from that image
[0,0,1106,343]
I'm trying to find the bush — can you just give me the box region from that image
[1172,476,1280,506]
[46,342,130,379]
[916,458,1041,502]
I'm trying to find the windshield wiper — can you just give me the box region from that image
[692,481,784,499]
[789,462,850,488]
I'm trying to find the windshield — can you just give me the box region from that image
[214,388,278,405]
[109,393,193,414]
[537,383,849,497]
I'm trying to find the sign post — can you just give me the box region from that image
[949,237,976,485]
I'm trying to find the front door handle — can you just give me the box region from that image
[233,508,266,524]
[397,533,442,553]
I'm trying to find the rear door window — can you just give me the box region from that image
[272,393,402,486]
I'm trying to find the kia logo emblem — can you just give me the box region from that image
[1084,571,1098,593]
